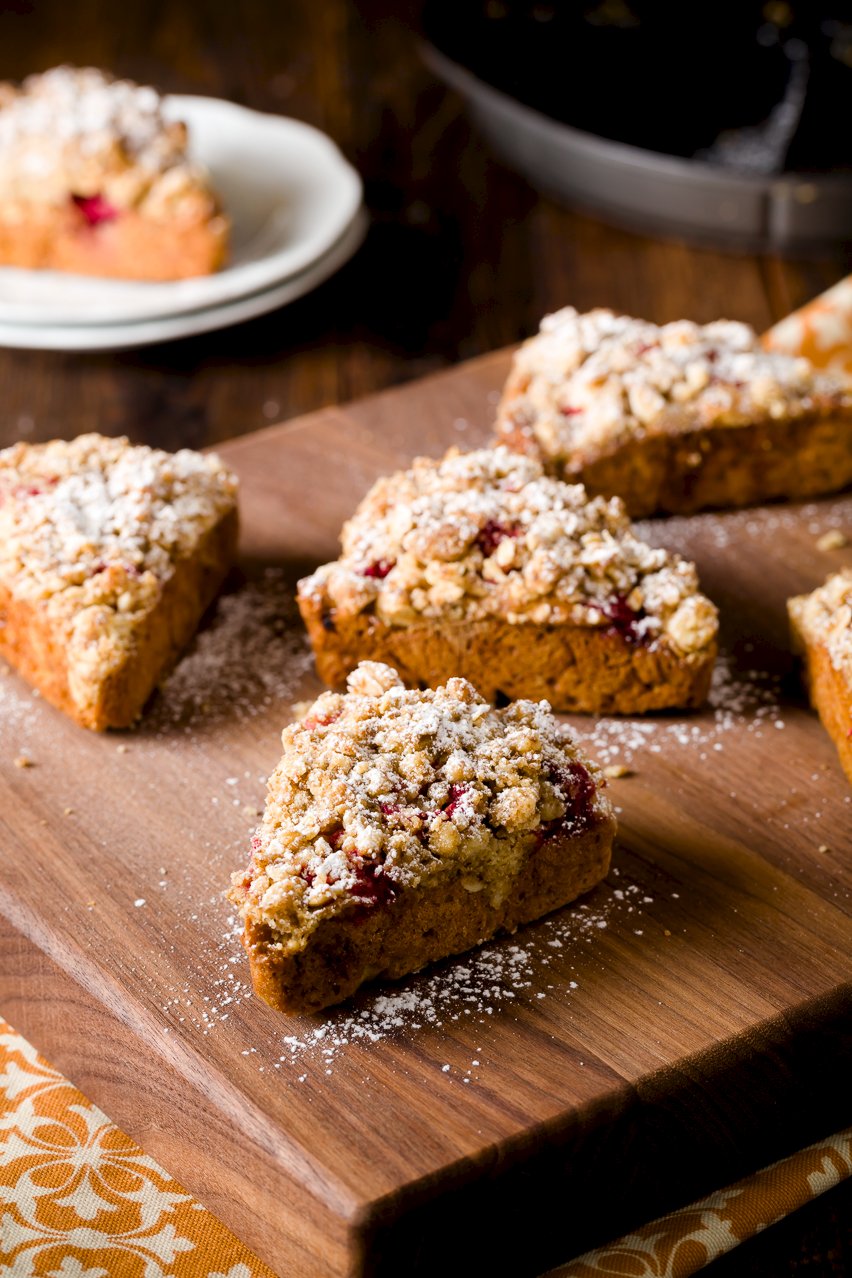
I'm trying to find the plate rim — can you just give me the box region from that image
[0,93,364,327]
[0,207,367,351]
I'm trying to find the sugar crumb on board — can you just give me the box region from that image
[816,529,847,551]
[575,649,786,771]
[146,568,314,731]
[185,877,658,1080]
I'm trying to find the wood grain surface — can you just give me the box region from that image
[1,1,852,1272]
[1,353,851,1277]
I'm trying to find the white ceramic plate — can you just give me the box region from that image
[0,95,364,326]
[0,208,367,350]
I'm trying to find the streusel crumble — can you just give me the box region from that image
[229,661,616,1013]
[298,447,718,714]
[0,433,238,729]
[0,66,228,278]
[497,308,852,517]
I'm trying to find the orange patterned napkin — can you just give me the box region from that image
[1,1014,850,1278]
[0,1017,275,1278]
[548,1129,852,1277]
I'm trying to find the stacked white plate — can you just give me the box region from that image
[0,95,366,350]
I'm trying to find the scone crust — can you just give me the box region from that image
[496,308,852,517]
[235,820,614,1015]
[789,571,852,784]
[299,592,716,715]
[0,66,228,279]
[297,447,717,713]
[0,205,227,280]
[0,433,239,729]
[229,663,617,1014]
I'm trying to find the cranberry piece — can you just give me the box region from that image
[303,709,341,730]
[362,559,395,579]
[348,857,397,913]
[326,828,345,850]
[475,520,519,557]
[596,594,646,645]
[537,762,598,842]
[242,831,264,885]
[442,783,469,820]
[72,193,119,226]
[559,405,583,417]
[11,476,58,500]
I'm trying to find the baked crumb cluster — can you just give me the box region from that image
[230,662,611,945]
[0,66,215,220]
[499,307,850,462]
[299,447,717,655]
[790,570,852,681]
[0,434,237,698]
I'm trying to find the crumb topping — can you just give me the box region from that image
[0,66,217,219]
[498,307,852,464]
[0,433,237,708]
[298,447,717,656]
[789,569,852,681]
[229,662,613,949]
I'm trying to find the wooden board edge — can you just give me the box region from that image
[214,347,514,463]
[352,983,852,1275]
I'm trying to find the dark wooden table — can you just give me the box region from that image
[0,1,850,1273]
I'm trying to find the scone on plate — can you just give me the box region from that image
[788,570,852,784]
[0,66,228,279]
[228,661,617,1014]
[496,307,852,518]
[297,447,718,715]
[0,433,238,730]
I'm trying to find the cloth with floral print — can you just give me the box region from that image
[548,1128,852,1277]
[0,1018,274,1278]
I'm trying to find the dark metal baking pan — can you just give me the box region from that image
[422,41,852,254]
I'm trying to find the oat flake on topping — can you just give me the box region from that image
[498,307,852,463]
[229,661,612,951]
[0,66,214,217]
[299,446,717,656]
[0,433,237,706]
[789,570,852,682]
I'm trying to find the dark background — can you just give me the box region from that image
[0,0,849,453]
[0,1,850,1272]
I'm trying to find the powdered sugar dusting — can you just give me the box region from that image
[634,495,852,552]
[576,649,784,768]
[197,875,655,1077]
[146,569,314,731]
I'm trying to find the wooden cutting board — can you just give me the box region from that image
[1,351,851,1278]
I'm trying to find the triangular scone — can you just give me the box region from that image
[0,67,228,279]
[496,307,852,518]
[229,661,617,1014]
[789,570,852,785]
[0,433,238,729]
[297,447,718,715]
